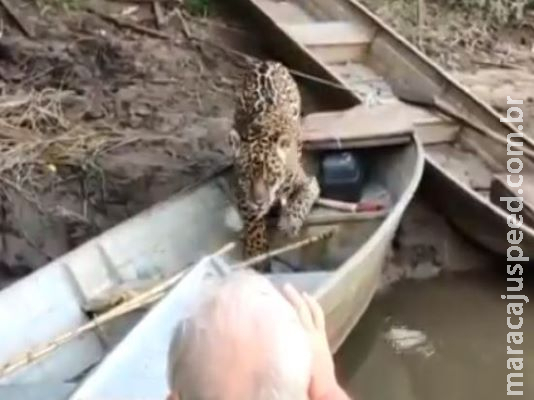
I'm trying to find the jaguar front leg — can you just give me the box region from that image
[242,213,271,273]
[278,173,320,238]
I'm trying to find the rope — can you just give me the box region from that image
[196,37,391,151]
[198,37,385,94]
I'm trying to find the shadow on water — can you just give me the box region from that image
[334,263,534,400]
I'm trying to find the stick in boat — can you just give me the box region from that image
[0,231,333,378]
[305,209,387,226]
[396,86,534,159]
[0,272,187,378]
[316,197,385,213]
[233,228,337,269]
[0,241,236,379]
[432,97,534,160]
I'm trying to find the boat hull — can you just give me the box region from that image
[0,137,423,397]
[316,139,424,351]
[421,158,534,258]
[69,139,424,399]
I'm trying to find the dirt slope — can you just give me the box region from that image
[0,0,259,284]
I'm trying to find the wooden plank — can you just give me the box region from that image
[282,21,371,63]
[306,43,368,64]
[414,119,459,145]
[302,100,457,149]
[411,107,460,145]
[282,21,371,46]
[302,135,411,150]
[367,35,444,103]
[303,103,412,142]
[490,174,534,226]
[254,0,313,23]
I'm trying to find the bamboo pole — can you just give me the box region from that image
[316,197,386,213]
[305,210,387,225]
[234,228,337,269]
[0,242,236,379]
[0,230,334,378]
[0,270,188,378]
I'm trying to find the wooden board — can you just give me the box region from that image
[282,21,371,63]
[255,0,313,23]
[414,119,459,145]
[490,173,534,226]
[282,21,371,46]
[302,135,411,150]
[301,100,455,149]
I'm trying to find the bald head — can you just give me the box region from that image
[167,270,312,400]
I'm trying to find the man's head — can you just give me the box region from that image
[167,269,312,400]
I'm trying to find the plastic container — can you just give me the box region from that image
[318,151,365,203]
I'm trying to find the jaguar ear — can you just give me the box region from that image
[228,129,241,157]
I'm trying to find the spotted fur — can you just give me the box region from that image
[229,60,319,272]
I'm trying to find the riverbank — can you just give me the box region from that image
[0,0,258,283]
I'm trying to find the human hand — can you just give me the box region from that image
[282,283,344,400]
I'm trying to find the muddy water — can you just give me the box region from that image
[335,268,534,399]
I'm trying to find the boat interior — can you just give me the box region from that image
[0,136,419,397]
[234,0,534,217]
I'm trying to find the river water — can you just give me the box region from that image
[335,267,534,399]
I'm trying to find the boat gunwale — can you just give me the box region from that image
[315,135,424,351]
[424,156,534,245]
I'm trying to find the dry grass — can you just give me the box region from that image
[1,91,96,178]
[0,88,166,215]
[360,0,533,70]
[445,0,531,24]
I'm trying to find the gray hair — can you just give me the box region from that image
[167,269,311,400]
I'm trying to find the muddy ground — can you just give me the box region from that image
[0,0,530,286]
[0,0,266,285]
